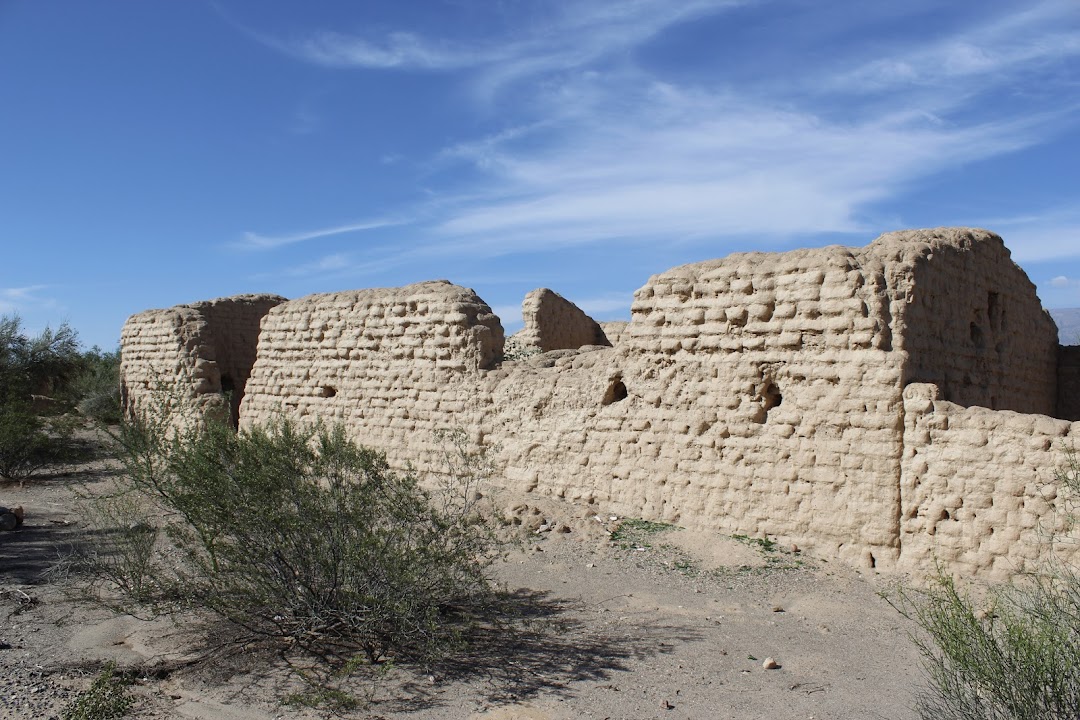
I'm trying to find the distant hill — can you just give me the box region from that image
[1049,308,1080,345]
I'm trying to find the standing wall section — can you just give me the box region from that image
[142,227,1073,580]
[120,294,285,428]
[515,288,609,352]
[887,228,1059,415]
[239,281,504,471]
[600,245,907,568]
[900,383,1079,580]
[120,306,223,424]
[478,244,911,570]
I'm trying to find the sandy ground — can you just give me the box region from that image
[0,446,926,720]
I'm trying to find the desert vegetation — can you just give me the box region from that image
[894,447,1080,719]
[4,308,1079,719]
[65,394,513,711]
[0,315,120,481]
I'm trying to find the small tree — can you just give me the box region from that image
[0,315,84,479]
[67,346,122,423]
[0,315,81,403]
[898,450,1080,720]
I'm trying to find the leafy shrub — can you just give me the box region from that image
[0,401,80,480]
[0,315,93,479]
[0,315,81,402]
[0,402,53,480]
[69,346,122,423]
[61,662,134,720]
[896,449,1080,720]
[91,410,501,667]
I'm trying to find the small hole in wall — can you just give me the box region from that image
[320,386,337,398]
[987,291,1001,332]
[970,322,984,348]
[762,381,782,411]
[602,379,628,406]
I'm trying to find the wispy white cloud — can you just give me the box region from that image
[832,1,1080,95]
[238,218,407,250]
[428,77,1043,249]
[573,293,635,317]
[982,207,1080,263]
[238,1,1079,275]
[0,285,47,311]
[253,0,745,90]
[292,31,480,70]
[0,285,62,318]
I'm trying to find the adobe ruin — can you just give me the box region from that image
[120,228,1080,580]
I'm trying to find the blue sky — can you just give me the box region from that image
[1,0,1079,349]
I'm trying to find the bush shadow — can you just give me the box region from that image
[381,586,703,712]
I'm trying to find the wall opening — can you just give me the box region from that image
[220,374,240,430]
[987,291,1001,332]
[320,385,337,398]
[602,378,628,406]
[762,381,783,412]
[969,322,984,348]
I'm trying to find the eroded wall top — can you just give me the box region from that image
[514,288,609,353]
[870,227,1059,415]
[120,293,285,426]
[239,280,503,439]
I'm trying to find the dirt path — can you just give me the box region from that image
[0,459,924,720]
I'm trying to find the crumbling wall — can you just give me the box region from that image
[900,383,1079,580]
[583,243,908,569]
[887,228,1058,415]
[599,321,629,347]
[120,294,285,427]
[239,281,503,469]
[128,228,1075,580]
[514,289,608,352]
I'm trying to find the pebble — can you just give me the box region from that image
[763,657,780,670]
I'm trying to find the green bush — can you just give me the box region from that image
[0,317,119,477]
[61,662,134,720]
[0,402,52,480]
[0,315,81,403]
[69,346,122,423]
[897,450,1080,720]
[91,411,501,667]
[0,401,81,480]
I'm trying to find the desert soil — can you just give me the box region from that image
[0,437,925,720]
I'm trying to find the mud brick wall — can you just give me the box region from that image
[515,288,609,352]
[238,281,504,470]
[119,294,285,426]
[900,383,1079,580]
[123,228,1078,580]
[890,228,1059,415]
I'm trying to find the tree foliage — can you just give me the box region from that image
[0,315,90,479]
